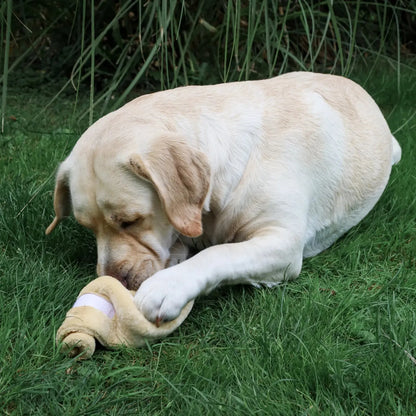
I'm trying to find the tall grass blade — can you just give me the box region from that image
[327,0,345,73]
[1,0,12,134]
[69,1,140,114]
[89,0,95,125]
[109,35,162,111]
[72,0,87,120]
[344,0,360,75]
[298,0,314,71]
[393,7,401,94]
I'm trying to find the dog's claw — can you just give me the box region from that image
[155,316,162,327]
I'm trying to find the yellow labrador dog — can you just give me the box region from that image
[47,72,401,324]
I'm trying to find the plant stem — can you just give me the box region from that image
[89,0,95,125]
[1,0,12,134]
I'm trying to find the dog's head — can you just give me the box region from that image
[46,117,210,289]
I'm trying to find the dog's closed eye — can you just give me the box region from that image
[110,214,144,230]
[120,220,137,229]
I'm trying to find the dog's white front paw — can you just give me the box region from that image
[134,269,194,324]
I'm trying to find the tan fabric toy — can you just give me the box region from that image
[56,275,194,359]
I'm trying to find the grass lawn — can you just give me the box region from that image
[1,64,415,415]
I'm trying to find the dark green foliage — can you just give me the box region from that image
[1,1,415,120]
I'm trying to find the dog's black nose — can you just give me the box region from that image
[102,258,159,291]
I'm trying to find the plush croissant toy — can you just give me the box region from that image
[56,275,194,359]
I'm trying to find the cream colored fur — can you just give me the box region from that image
[47,72,401,324]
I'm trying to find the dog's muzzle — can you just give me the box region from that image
[99,256,162,290]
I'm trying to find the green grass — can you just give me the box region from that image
[1,63,416,415]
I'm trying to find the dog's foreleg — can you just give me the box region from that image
[134,226,304,323]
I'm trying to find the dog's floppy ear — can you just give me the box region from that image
[129,138,210,237]
[45,164,72,235]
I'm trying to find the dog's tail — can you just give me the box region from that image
[391,135,402,165]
